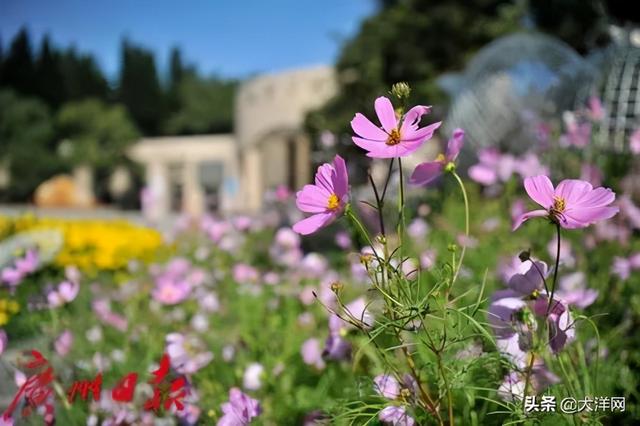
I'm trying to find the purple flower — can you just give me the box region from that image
[532,297,575,354]
[514,152,548,179]
[0,329,7,355]
[351,96,441,158]
[587,96,605,121]
[514,175,619,230]
[560,112,591,148]
[468,148,515,186]
[92,299,128,332]
[217,387,261,426]
[301,338,325,370]
[232,263,259,284]
[293,155,349,235]
[15,249,39,275]
[497,364,559,402]
[334,231,352,249]
[1,248,39,287]
[54,330,73,357]
[556,272,598,309]
[323,333,351,361]
[166,333,213,374]
[378,406,416,426]
[409,128,464,186]
[374,374,401,399]
[48,266,81,308]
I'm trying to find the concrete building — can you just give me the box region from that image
[129,65,336,218]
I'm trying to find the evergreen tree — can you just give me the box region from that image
[35,36,66,108]
[0,28,36,96]
[117,40,165,135]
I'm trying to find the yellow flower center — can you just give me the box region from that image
[386,128,401,146]
[327,193,340,210]
[552,196,566,213]
[435,153,446,162]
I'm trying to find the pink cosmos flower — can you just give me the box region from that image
[0,329,7,356]
[513,175,618,231]
[217,387,261,426]
[166,333,213,374]
[587,96,605,121]
[379,406,416,426]
[48,266,81,308]
[293,155,349,235]
[54,330,73,357]
[468,148,515,186]
[92,299,128,332]
[301,338,325,370]
[409,128,464,186]
[351,96,441,158]
[374,374,401,399]
[1,248,39,287]
[631,129,640,155]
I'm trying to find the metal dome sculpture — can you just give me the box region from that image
[596,26,640,152]
[444,32,597,154]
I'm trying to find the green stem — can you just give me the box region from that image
[451,172,469,286]
[547,223,561,315]
[397,158,406,256]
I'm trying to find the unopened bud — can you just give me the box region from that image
[447,243,458,253]
[444,162,456,173]
[519,250,531,262]
[391,82,411,100]
[330,282,344,293]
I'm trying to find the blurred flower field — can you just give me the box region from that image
[1,89,640,425]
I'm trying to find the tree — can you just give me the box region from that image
[164,75,237,135]
[0,28,36,96]
[56,99,139,168]
[35,36,66,108]
[117,40,165,135]
[306,0,524,180]
[0,90,60,201]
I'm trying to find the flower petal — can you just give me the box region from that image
[314,164,335,194]
[524,175,555,208]
[554,179,593,205]
[400,105,431,135]
[293,213,335,235]
[561,206,619,229]
[331,155,349,199]
[350,113,388,141]
[402,121,441,142]
[512,209,548,231]
[573,187,615,208]
[445,128,465,161]
[409,161,444,186]
[296,185,330,213]
[374,96,397,133]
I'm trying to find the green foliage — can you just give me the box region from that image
[56,99,139,168]
[0,89,62,201]
[164,75,237,135]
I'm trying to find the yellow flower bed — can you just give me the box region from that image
[4,215,163,272]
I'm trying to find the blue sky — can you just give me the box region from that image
[0,0,376,80]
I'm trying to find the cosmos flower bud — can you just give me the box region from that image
[391,82,411,99]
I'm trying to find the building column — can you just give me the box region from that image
[294,134,311,190]
[242,146,263,212]
[145,161,170,222]
[182,161,204,218]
